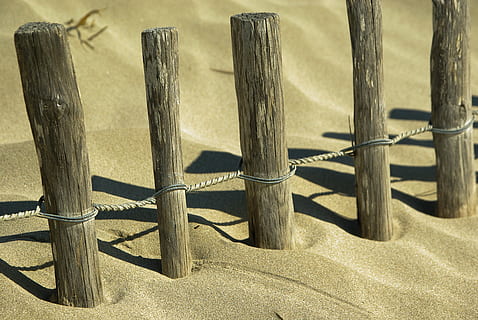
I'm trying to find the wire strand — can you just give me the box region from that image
[1,116,476,221]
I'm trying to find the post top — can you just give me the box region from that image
[231,12,279,22]
[142,26,177,35]
[15,22,64,35]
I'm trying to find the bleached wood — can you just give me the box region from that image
[15,22,103,307]
[346,0,393,240]
[231,13,295,249]
[142,27,192,278]
[431,0,476,218]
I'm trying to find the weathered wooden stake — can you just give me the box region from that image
[14,22,103,307]
[346,0,393,240]
[431,0,475,218]
[231,13,295,249]
[141,27,192,278]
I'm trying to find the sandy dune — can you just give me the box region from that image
[1,0,478,319]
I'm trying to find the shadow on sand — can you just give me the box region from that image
[4,102,478,301]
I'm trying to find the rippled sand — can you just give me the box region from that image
[1,1,477,319]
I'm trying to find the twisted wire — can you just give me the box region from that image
[389,125,432,144]
[288,150,347,165]
[2,115,476,221]
[239,165,297,184]
[0,206,41,221]
[0,197,43,222]
[187,171,241,192]
[94,172,242,212]
[38,207,98,223]
[430,116,474,134]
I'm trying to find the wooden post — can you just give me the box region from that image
[231,13,294,249]
[431,0,475,218]
[346,0,393,240]
[141,27,192,278]
[14,22,103,307]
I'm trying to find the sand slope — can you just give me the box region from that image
[1,0,478,319]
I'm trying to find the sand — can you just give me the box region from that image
[1,0,478,319]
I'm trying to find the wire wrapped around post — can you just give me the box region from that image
[141,27,192,278]
[231,12,295,249]
[431,0,476,218]
[346,0,393,241]
[14,22,104,307]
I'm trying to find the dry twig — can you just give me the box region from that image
[65,8,108,49]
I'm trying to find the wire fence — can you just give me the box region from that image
[1,111,476,223]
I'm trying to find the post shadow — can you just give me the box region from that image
[0,200,39,217]
[184,149,440,231]
[92,175,248,221]
[0,179,247,278]
[184,149,356,172]
[291,148,436,183]
[0,258,54,301]
[0,229,54,302]
[0,229,50,244]
[472,95,478,106]
[322,132,434,148]
[0,138,454,295]
[93,172,360,238]
[0,227,162,300]
[186,151,359,235]
[186,150,436,218]
[288,148,354,166]
[184,150,242,173]
[390,106,478,122]
[97,227,160,273]
[93,175,249,241]
[388,108,431,121]
[188,213,249,244]
[292,193,360,236]
[388,107,478,129]
[391,189,435,215]
[296,166,437,217]
[325,106,478,154]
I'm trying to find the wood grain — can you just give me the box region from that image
[15,22,103,307]
[346,0,393,240]
[231,13,295,249]
[142,27,192,278]
[431,0,476,218]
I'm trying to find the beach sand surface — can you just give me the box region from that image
[1,0,478,319]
